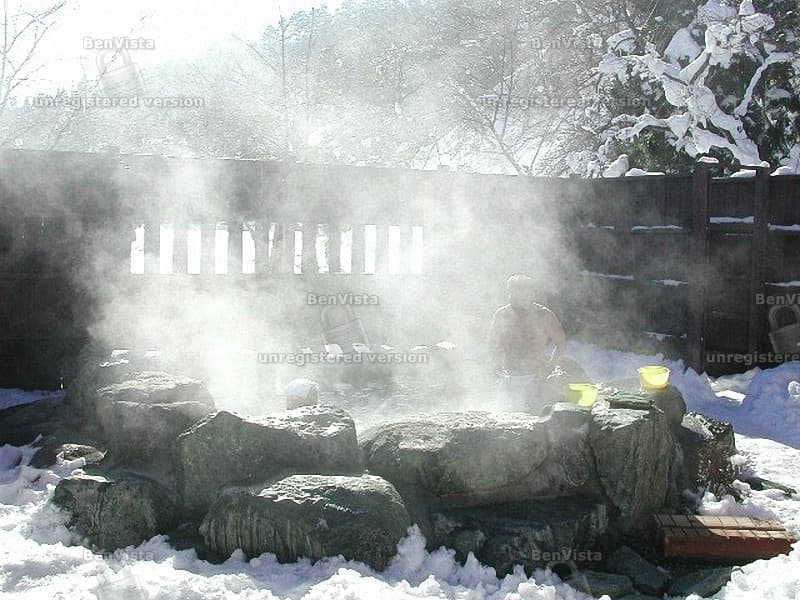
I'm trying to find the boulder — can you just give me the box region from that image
[360,405,600,508]
[176,405,360,514]
[605,545,671,596]
[95,372,214,465]
[565,570,635,598]
[65,348,178,414]
[650,385,686,428]
[675,412,738,494]
[432,496,608,576]
[285,378,319,410]
[604,379,687,429]
[588,403,674,534]
[200,474,411,570]
[668,567,734,598]
[52,472,178,551]
[30,443,106,469]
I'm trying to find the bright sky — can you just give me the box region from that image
[18,0,345,95]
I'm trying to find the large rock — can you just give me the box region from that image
[30,443,106,469]
[668,567,733,598]
[66,356,143,417]
[200,474,411,570]
[565,570,635,598]
[675,412,738,494]
[432,496,608,576]
[176,405,360,514]
[95,372,214,465]
[651,385,687,428]
[605,379,686,429]
[589,403,674,534]
[360,405,600,508]
[52,472,178,551]
[605,545,671,596]
[285,378,319,410]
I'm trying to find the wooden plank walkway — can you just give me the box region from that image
[655,514,796,561]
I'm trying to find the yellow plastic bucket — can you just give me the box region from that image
[638,366,670,390]
[566,383,599,407]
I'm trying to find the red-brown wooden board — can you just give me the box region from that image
[655,514,796,561]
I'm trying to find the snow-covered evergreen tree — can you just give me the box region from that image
[589,0,800,176]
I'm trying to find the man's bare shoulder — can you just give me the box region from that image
[493,304,514,319]
[533,303,563,327]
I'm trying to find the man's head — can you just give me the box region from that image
[506,274,535,311]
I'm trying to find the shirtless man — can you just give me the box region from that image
[488,274,568,411]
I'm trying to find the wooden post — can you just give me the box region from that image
[327,224,341,274]
[749,166,770,355]
[267,223,284,274]
[254,220,270,275]
[302,222,317,274]
[144,221,160,275]
[227,220,242,275]
[351,225,364,275]
[375,224,388,275]
[688,163,711,372]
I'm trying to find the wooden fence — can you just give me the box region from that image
[0,149,798,388]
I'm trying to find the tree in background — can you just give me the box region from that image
[1,0,796,177]
[0,0,66,146]
[588,0,800,175]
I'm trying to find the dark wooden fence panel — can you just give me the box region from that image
[0,149,798,387]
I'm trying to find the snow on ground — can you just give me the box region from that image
[570,341,800,448]
[695,435,800,600]
[2,344,800,599]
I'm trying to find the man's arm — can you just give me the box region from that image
[487,310,506,376]
[544,309,567,360]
